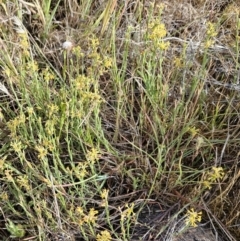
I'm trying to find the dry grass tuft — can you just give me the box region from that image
[0,0,239,240]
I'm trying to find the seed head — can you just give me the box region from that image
[62,41,73,50]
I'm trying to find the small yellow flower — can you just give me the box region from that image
[186,208,202,227]
[42,138,54,152]
[78,219,84,226]
[11,140,23,153]
[26,107,34,116]
[206,22,217,37]
[208,167,224,182]
[18,33,30,57]
[203,180,212,189]
[83,208,98,224]
[82,92,103,103]
[90,37,100,49]
[74,162,88,179]
[79,169,88,178]
[90,52,102,67]
[86,148,100,163]
[45,119,56,135]
[100,189,109,207]
[188,127,199,138]
[74,74,92,91]
[76,206,84,215]
[0,191,8,201]
[22,50,30,57]
[121,203,135,221]
[19,33,29,48]
[47,104,59,117]
[72,46,84,57]
[156,40,170,50]
[18,113,26,124]
[100,189,109,199]
[35,145,48,160]
[173,57,184,68]
[157,3,165,12]
[42,68,55,82]
[26,60,38,72]
[5,170,14,182]
[103,56,113,69]
[204,39,215,48]
[148,22,167,40]
[17,175,31,191]
[96,230,112,241]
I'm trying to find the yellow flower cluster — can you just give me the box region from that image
[73,75,93,91]
[96,230,112,241]
[26,60,38,73]
[72,45,84,57]
[204,22,217,48]
[42,67,56,83]
[73,162,88,179]
[186,208,202,227]
[72,74,103,106]
[35,145,48,160]
[47,104,59,117]
[100,189,109,199]
[26,107,34,116]
[42,138,54,151]
[17,175,31,191]
[120,203,135,221]
[203,166,224,189]
[75,206,98,226]
[19,33,30,57]
[7,113,26,137]
[100,188,109,207]
[87,36,113,75]
[83,208,98,223]
[148,22,167,40]
[90,37,100,50]
[208,167,224,180]
[174,57,184,68]
[82,92,103,103]
[45,118,57,136]
[11,140,24,153]
[5,169,14,182]
[0,191,8,201]
[86,148,100,164]
[103,56,113,69]
[148,20,169,50]
[206,22,218,37]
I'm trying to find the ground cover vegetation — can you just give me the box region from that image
[0,0,239,240]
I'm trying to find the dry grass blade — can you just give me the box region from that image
[101,0,118,35]
[0,81,13,99]
[203,202,237,241]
